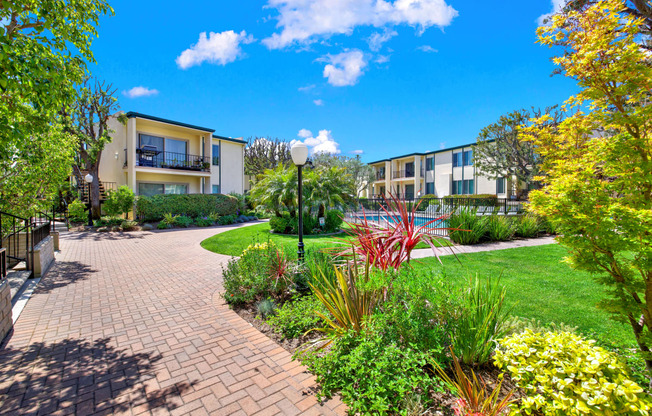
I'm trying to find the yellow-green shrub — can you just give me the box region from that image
[494,330,651,416]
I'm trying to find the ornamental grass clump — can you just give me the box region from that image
[449,208,489,245]
[485,215,516,242]
[494,330,652,416]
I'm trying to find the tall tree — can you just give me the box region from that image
[474,107,564,198]
[525,0,652,382]
[244,137,292,178]
[311,153,375,197]
[0,0,112,216]
[64,79,125,218]
[304,165,355,217]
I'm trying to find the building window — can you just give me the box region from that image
[452,180,474,195]
[138,183,188,196]
[496,177,506,194]
[212,144,219,165]
[463,150,473,166]
[426,182,434,195]
[405,162,414,177]
[212,185,220,194]
[426,157,434,171]
[453,152,463,167]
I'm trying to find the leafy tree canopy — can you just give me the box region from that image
[525,0,652,382]
[311,153,375,197]
[244,137,292,178]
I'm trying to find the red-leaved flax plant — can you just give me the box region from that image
[337,193,452,271]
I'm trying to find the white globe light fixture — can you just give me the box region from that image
[84,173,93,183]
[290,141,309,262]
[290,142,308,166]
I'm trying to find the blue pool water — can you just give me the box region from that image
[356,215,447,228]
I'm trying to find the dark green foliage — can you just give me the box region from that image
[217,214,237,225]
[222,242,291,304]
[68,200,87,223]
[93,216,123,227]
[269,213,291,234]
[515,214,540,238]
[135,194,238,221]
[324,209,343,233]
[194,217,214,227]
[300,323,444,415]
[174,215,193,228]
[103,186,135,217]
[267,295,328,339]
[486,215,516,241]
[443,194,498,206]
[157,222,171,230]
[448,209,489,245]
[256,298,277,319]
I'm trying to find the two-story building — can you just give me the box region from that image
[366,142,521,199]
[98,112,245,197]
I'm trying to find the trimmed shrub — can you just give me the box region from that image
[120,220,138,231]
[103,186,135,217]
[194,217,214,227]
[136,194,238,221]
[94,216,123,227]
[68,199,87,223]
[270,214,290,234]
[448,209,488,245]
[443,194,498,206]
[515,214,540,238]
[485,215,516,241]
[217,214,237,225]
[175,215,193,228]
[495,330,652,416]
[324,209,343,233]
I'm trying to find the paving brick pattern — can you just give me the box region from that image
[0,223,345,415]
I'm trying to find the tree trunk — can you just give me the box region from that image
[89,166,101,219]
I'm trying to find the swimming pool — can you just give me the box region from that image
[354,214,448,228]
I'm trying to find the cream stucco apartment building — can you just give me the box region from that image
[98,112,245,197]
[366,142,520,199]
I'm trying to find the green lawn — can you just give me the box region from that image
[414,244,637,353]
[200,222,356,256]
[200,221,442,256]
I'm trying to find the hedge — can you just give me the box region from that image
[136,194,239,221]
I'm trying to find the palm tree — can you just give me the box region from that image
[249,163,298,217]
[305,166,354,218]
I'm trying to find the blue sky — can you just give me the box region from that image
[89,0,573,162]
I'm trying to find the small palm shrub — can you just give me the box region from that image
[449,209,489,245]
[495,330,652,416]
[485,215,515,242]
[452,276,511,366]
[515,214,539,238]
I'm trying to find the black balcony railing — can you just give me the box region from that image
[136,149,210,172]
[376,172,386,181]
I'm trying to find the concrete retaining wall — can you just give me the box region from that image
[32,236,54,278]
[0,280,12,342]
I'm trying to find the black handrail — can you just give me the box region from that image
[136,149,210,171]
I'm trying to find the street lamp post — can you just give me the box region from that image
[84,173,93,227]
[290,142,308,263]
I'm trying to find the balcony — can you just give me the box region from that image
[136,148,210,172]
[392,168,424,179]
[375,171,386,181]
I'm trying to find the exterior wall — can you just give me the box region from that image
[434,151,453,197]
[99,117,128,187]
[211,139,245,195]
[135,172,202,194]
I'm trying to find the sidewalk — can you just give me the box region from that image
[411,236,557,259]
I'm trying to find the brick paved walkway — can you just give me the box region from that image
[0,223,345,416]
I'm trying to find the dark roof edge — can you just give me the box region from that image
[368,139,496,164]
[212,134,247,145]
[125,111,215,133]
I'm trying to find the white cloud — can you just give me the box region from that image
[417,45,437,53]
[292,129,341,155]
[313,99,324,106]
[176,30,254,69]
[375,55,390,64]
[298,84,316,92]
[368,29,397,51]
[322,50,367,87]
[537,0,566,26]
[439,142,446,149]
[122,86,159,98]
[298,128,313,138]
[262,0,458,49]
[351,149,364,155]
